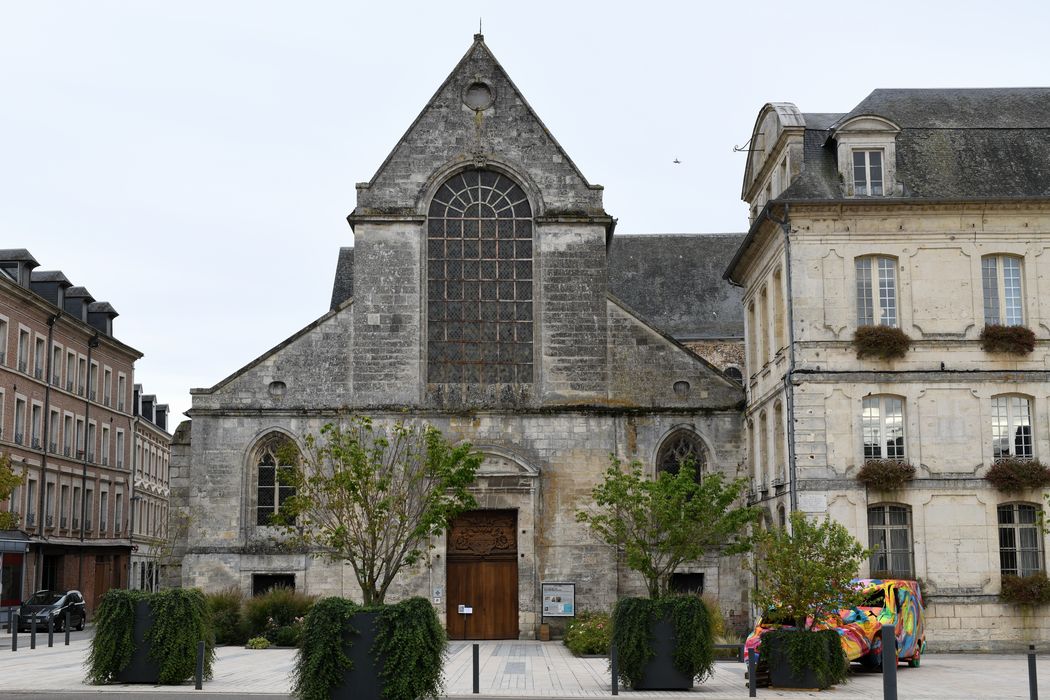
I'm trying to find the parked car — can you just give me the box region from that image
[18,590,87,632]
[745,578,925,668]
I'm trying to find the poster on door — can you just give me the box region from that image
[541,582,575,617]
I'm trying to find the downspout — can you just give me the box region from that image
[126,415,138,588]
[765,204,798,512]
[35,314,58,589]
[77,333,100,592]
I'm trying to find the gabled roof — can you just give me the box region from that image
[330,247,354,311]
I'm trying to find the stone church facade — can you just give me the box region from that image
[174,36,749,638]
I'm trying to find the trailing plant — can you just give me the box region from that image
[244,587,315,640]
[576,457,757,598]
[611,596,713,688]
[0,452,25,530]
[292,596,446,700]
[564,610,612,656]
[852,325,911,360]
[1000,573,1050,606]
[856,459,915,490]
[206,587,248,645]
[247,636,272,649]
[87,589,144,684]
[981,324,1036,355]
[760,629,848,688]
[985,459,1050,492]
[276,416,482,606]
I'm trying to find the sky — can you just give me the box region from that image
[2,0,1048,421]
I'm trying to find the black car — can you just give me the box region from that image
[17,590,86,632]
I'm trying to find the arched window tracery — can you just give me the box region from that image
[254,434,297,526]
[656,430,707,481]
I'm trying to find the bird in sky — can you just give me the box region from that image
[673,158,681,164]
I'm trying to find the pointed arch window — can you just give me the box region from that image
[657,430,707,481]
[255,435,297,526]
[427,169,533,384]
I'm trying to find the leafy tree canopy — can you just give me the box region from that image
[0,452,24,530]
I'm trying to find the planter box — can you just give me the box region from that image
[332,611,385,700]
[764,634,823,690]
[116,600,162,684]
[631,616,692,691]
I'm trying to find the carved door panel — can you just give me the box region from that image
[446,510,518,640]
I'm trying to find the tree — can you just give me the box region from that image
[0,452,24,530]
[276,416,482,606]
[575,457,757,599]
[751,511,868,630]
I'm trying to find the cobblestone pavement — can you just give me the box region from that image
[3,636,1048,698]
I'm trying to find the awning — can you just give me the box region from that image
[0,530,30,554]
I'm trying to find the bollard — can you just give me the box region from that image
[472,643,479,694]
[48,616,54,647]
[64,611,70,646]
[611,643,618,696]
[11,613,17,652]
[195,640,205,690]
[881,624,897,700]
[30,617,37,650]
[748,652,757,697]
[1029,644,1039,700]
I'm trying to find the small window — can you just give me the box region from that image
[982,255,1025,327]
[853,150,884,196]
[999,503,1043,576]
[868,504,913,578]
[863,396,905,460]
[992,395,1033,461]
[724,366,743,383]
[856,256,898,327]
[657,430,706,481]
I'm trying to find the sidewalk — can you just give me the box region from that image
[3,636,1048,698]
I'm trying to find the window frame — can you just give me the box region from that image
[982,254,1025,327]
[253,435,297,527]
[991,394,1034,461]
[655,429,707,482]
[998,502,1044,577]
[852,149,885,196]
[867,503,914,578]
[855,255,899,328]
[862,395,906,461]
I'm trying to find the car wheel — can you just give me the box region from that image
[76,614,85,631]
[908,656,920,668]
[54,616,63,632]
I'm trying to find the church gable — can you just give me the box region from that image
[352,35,606,219]
[606,296,742,409]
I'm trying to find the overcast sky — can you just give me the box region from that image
[2,1,1048,421]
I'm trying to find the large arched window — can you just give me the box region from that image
[254,434,297,526]
[427,169,533,384]
[657,430,707,481]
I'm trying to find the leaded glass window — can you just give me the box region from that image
[427,170,533,384]
[657,431,706,481]
[999,503,1043,577]
[255,435,296,526]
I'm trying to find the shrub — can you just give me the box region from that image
[564,611,611,656]
[1001,573,1050,606]
[853,325,911,360]
[244,587,316,640]
[760,629,848,689]
[269,622,304,647]
[980,324,1036,355]
[206,587,247,646]
[247,636,272,649]
[856,459,916,490]
[985,459,1050,492]
[611,596,713,688]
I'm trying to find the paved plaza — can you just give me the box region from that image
[3,633,1048,699]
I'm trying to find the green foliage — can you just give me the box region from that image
[856,459,915,490]
[247,636,272,649]
[761,629,848,689]
[86,589,144,684]
[576,457,757,598]
[244,587,315,642]
[375,597,447,700]
[1000,573,1050,606]
[293,596,446,700]
[751,511,868,630]
[276,416,482,606]
[206,587,248,645]
[611,596,713,688]
[985,459,1050,492]
[981,324,1036,355]
[564,611,612,656]
[86,588,215,685]
[852,325,911,360]
[0,452,25,530]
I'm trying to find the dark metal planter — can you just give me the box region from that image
[331,611,385,700]
[115,600,162,684]
[632,616,693,691]
[764,633,824,690]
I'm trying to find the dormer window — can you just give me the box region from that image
[853,150,884,196]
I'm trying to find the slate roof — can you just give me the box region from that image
[780,88,1050,201]
[329,235,745,341]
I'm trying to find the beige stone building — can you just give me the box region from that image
[727,89,1050,651]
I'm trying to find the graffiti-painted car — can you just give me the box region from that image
[744,579,925,668]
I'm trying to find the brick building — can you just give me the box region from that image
[0,249,170,614]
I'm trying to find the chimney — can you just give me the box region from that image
[87,301,118,336]
[141,395,157,424]
[0,249,40,288]
[30,270,73,309]
[64,286,95,323]
[154,404,169,431]
[133,384,142,417]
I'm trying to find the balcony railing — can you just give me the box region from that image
[26,513,35,526]
[77,384,84,397]
[66,379,73,392]
[60,516,67,529]
[34,367,43,380]
[14,432,24,445]
[89,389,96,401]
[84,519,92,531]
[104,393,111,407]
[63,446,71,457]
[17,360,27,373]
[72,518,79,530]
[49,442,57,453]
[87,451,95,463]
[117,400,125,412]
[116,459,124,469]
[77,449,85,459]
[0,351,5,364]
[52,374,60,386]
[31,437,41,449]
[102,456,109,466]
[45,515,53,527]
[100,521,107,533]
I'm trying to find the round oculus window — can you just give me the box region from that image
[464,82,494,111]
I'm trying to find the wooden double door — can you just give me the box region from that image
[446,510,519,640]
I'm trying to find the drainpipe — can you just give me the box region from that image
[127,415,139,588]
[77,333,100,592]
[765,204,799,513]
[34,314,58,589]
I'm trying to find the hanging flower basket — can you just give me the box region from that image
[852,326,911,360]
[984,458,1050,492]
[980,325,1036,355]
[856,460,915,490]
